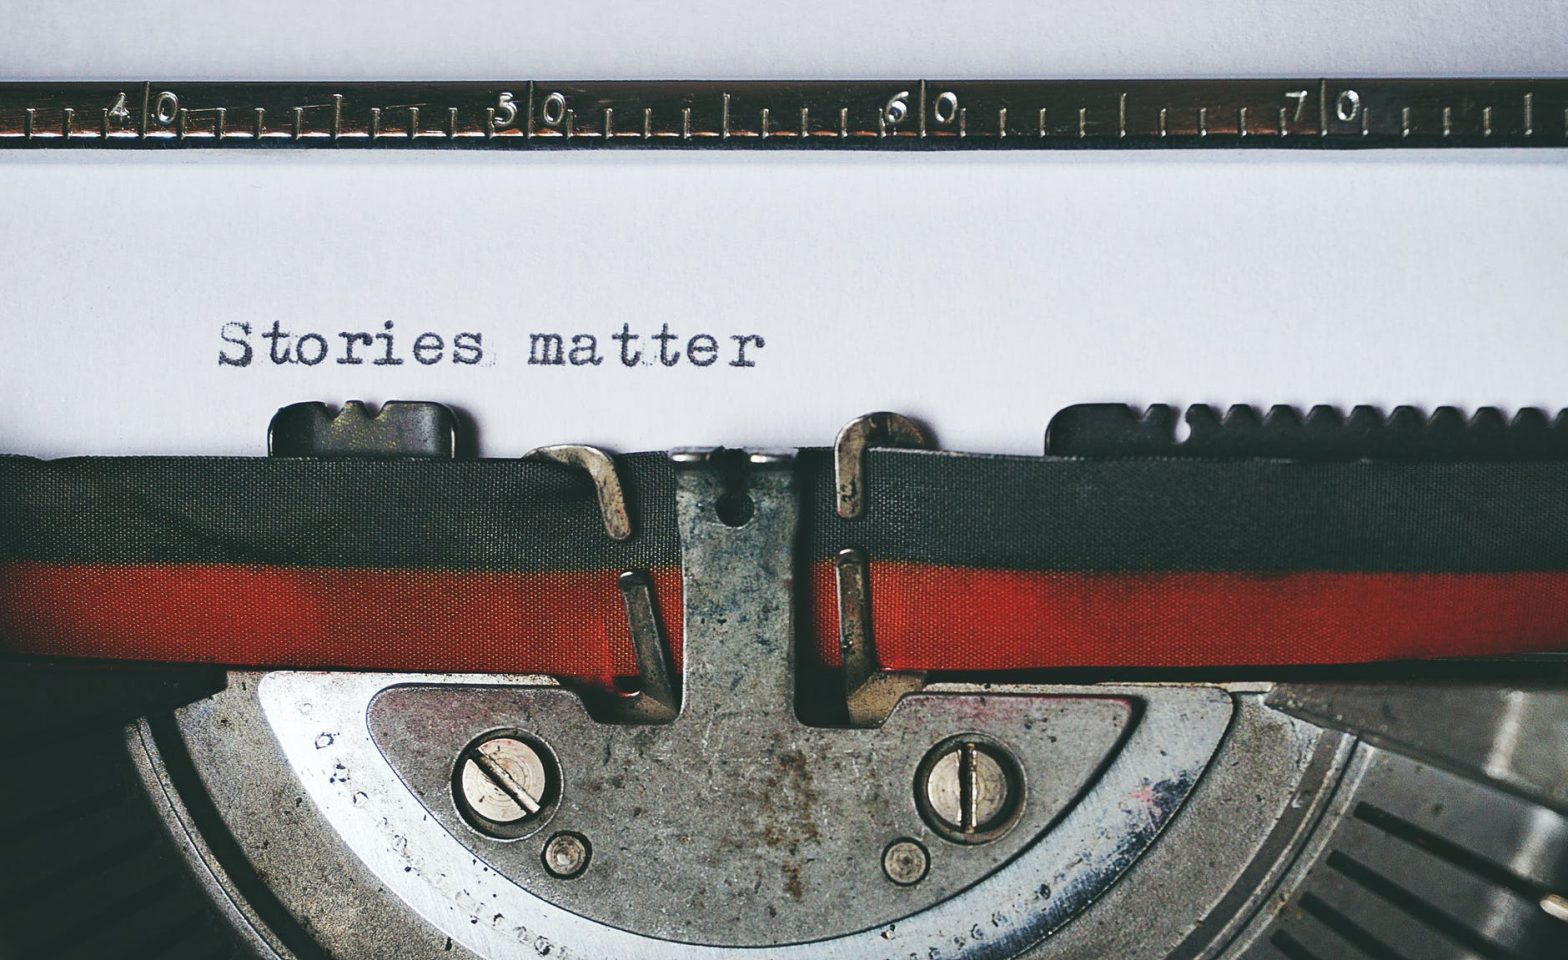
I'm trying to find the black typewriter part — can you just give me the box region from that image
[3,79,1566,150]
[1046,403,1568,461]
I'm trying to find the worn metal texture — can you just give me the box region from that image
[1014,695,1353,960]
[162,672,497,960]
[522,445,633,541]
[138,635,1568,960]
[834,411,932,519]
[1229,744,1568,959]
[125,719,289,960]
[246,459,1230,956]
[1269,681,1568,812]
[835,546,925,727]
[364,686,1132,944]
[98,453,1568,958]
[267,401,457,459]
[1228,683,1568,959]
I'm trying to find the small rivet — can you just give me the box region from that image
[543,831,591,878]
[882,838,929,886]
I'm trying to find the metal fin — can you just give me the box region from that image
[525,444,633,540]
[834,412,933,519]
[837,548,924,727]
[606,571,680,723]
[268,400,458,459]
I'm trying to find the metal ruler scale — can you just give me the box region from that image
[1,79,1564,148]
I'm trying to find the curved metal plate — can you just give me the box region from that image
[260,672,1230,958]
[367,684,1134,943]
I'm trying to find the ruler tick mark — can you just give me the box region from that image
[1278,106,1287,136]
[604,107,613,139]
[1361,106,1369,136]
[565,110,573,139]
[177,108,188,140]
[1078,106,1086,138]
[1443,105,1452,137]
[408,106,420,139]
[644,106,652,139]
[959,107,967,138]
[485,107,496,138]
[919,81,927,138]
[216,106,226,140]
[1159,107,1167,137]
[1524,92,1533,136]
[722,92,730,139]
[449,106,458,138]
[255,107,266,138]
[1401,106,1410,137]
[24,107,33,140]
[800,106,809,138]
[1119,92,1127,138]
[1238,106,1247,137]
[62,107,74,137]
[840,107,848,139]
[369,107,380,139]
[998,106,1007,138]
[761,107,770,139]
[333,94,343,139]
[1198,106,1207,137]
[1038,106,1047,137]
[293,106,304,140]
[1483,105,1492,137]
[682,107,691,140]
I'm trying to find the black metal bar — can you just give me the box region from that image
[2,79,1564,149]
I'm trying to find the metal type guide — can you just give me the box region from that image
[0,403,1566,959]
[1,79,1566,148]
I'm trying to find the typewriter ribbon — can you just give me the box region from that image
[4,404,1568,679]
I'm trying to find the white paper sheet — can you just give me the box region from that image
[2,1,1566,457]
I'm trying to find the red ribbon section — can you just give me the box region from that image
[4,560,1567,675]
[806,562,1568,669]
[0,562,682,681]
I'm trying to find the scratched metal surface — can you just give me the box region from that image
[9,452,1562,957]
[0,79,1564,147]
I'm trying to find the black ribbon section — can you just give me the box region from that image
[798,449,1568,573]
[0,454,678,571]
[4,450,1568,574]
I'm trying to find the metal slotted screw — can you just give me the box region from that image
[916,736,1023,844]
[459,737,549,825]
[927,742,1009,831]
